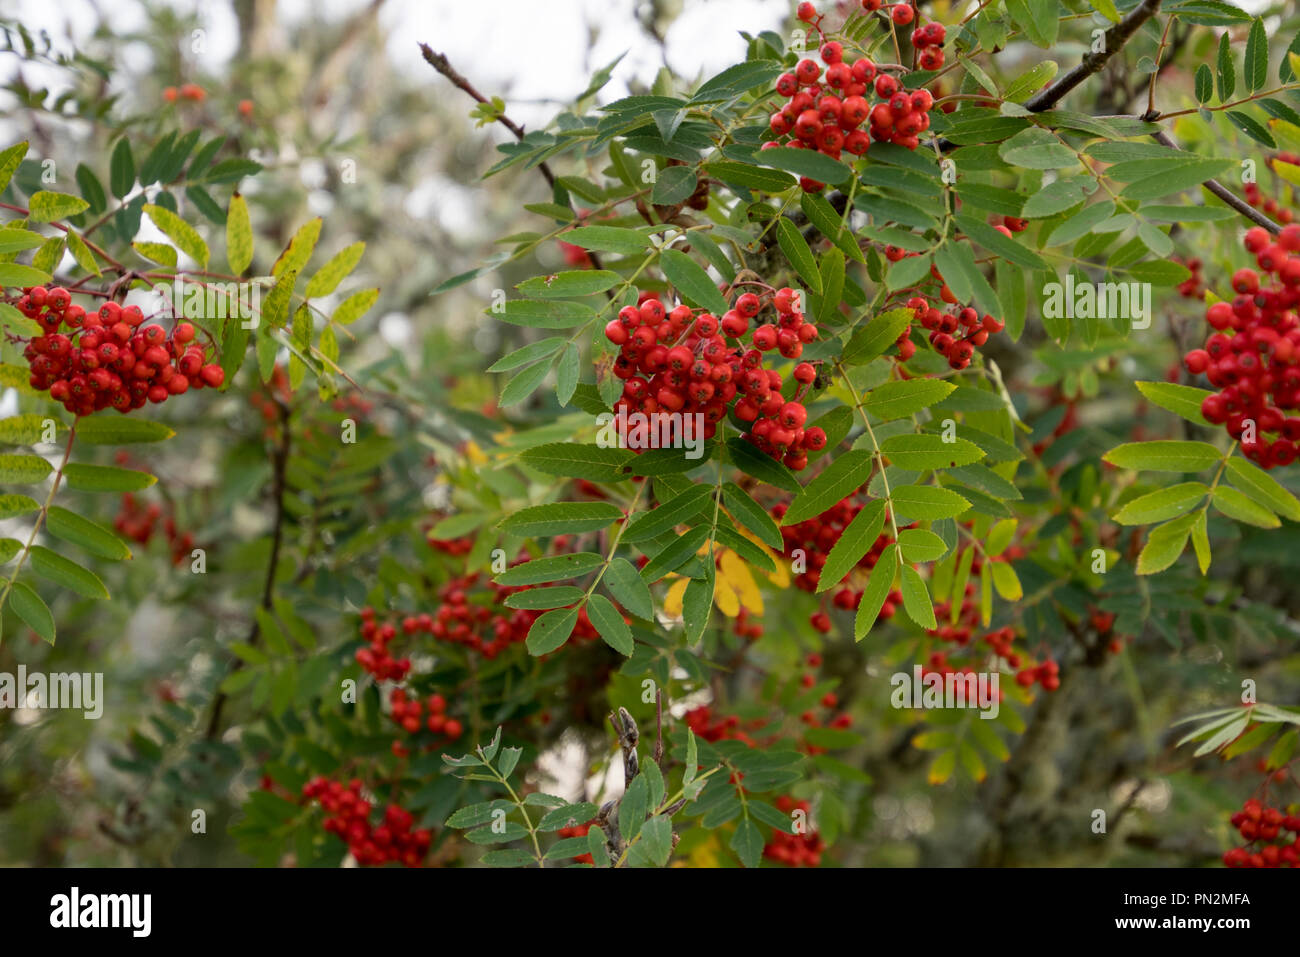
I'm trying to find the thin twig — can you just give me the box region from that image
[1149,130,1280,233]
[205,398,293,739]
[653,687,665,773]
[418,43,609,277]
[1025,0,1163,113]
[931,0,1162,154]
[418,44,556,190]
[1145,13,1177,119]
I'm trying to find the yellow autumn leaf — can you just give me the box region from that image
[657,525,787,621]
[663,576,688,618]
[1275,158,1300,188]
[464,440,488,466]
[713,569,740,617]
[718,549,761,615]
[725,521,790,589]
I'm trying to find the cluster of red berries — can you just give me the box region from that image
[247,365,291,437]
[605,289,826,471]
[1186,226,1300,469]
[918,650,1008,701]
[1223,797,1300,867]
[795,655,854,752]
[685,691,847,758]
[732,607,765,641]
[423,570,600,657]
[765,33,937,190]
[1173,256,1205,299]
[1013,658,1060,691]
[930,614,1026,660]
[774,494,906,629]
[796,674,852,752]
[16,287,223,415]
[356,567,602,673]
[797,1,947,65]
[685,705,759,746]
[355,610,410,682]
[1088,608,1126,656]
[387,688,463,757]
[426,527,474,556]
[877,1,948,71]
[113,492,195,566]
[162,83,206,103]
[927,565,1058,692]
[1255,755,1291,784]
[301,777,430,867]
[906,295,1005,371]
[1242,153,1300,226]
[331,391,375,418]
[763,795,825,867]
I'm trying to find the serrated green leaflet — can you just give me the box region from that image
[1113,483,1208,525]
[75,417,175,445]
[880,434,984,470]
[817,499,885,594]
[660,248,728,314]
[44,507,131,560]
[586,593,633,655]
[1103,440,1222,473]
[499,501,624,538]
[783,450,873,525]
[859,379,956,421]
[28,546,109,599]
[495,552,604,586]
[8,582,54,644]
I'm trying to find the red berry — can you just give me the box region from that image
[605,320,629,345]
[795,59,821,85]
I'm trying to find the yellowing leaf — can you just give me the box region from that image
[990,560,1023,601]
[663,577,688,618]
[732,524,789,588]
[928,749,956,785]
[143,203,209,268]
[227,192,253,275]
[719,549,762,615]
[273,217,321,277]
[713,570,740,617]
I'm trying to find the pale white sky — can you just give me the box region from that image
[2,0,791,127]
[2,0,1277,131]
